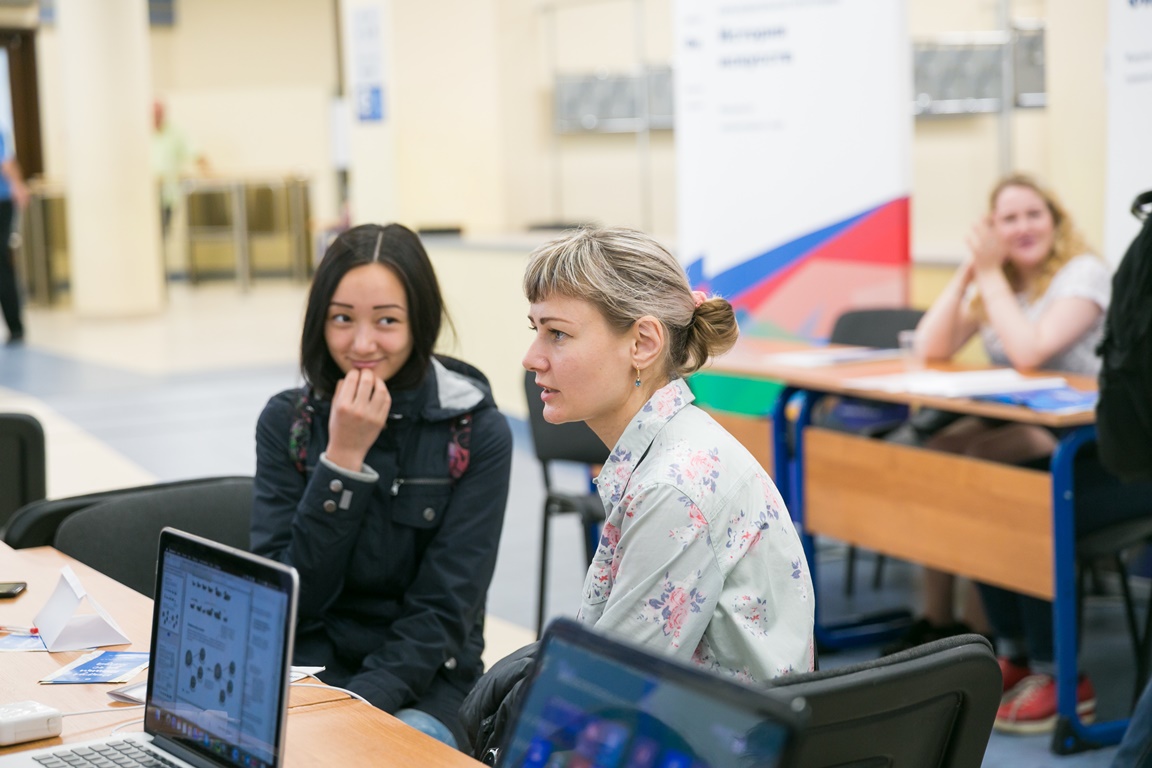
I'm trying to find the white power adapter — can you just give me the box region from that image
[0,700,63,746]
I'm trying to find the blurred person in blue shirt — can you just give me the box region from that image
[0,130,29,346]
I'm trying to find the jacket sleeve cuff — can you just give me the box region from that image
[319,452,380,483]
[344,670,407,714]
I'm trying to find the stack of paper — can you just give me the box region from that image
[842,369,1067,398]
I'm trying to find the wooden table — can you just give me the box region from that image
[0,543,481,766]
[716,338,1095,599]
[710,336,1120,753]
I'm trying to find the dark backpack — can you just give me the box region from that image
[1095,190,1152,481]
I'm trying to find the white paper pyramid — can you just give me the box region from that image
[34,566,131,652]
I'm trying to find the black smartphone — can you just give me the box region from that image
[0,581,27,598]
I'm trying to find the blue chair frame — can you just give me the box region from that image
[1049,425,1128,753]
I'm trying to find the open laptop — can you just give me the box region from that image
[1,527,299,768]
[496,618,805,768]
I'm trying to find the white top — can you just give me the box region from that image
[979,254,1111,375]
[578,378,816,682]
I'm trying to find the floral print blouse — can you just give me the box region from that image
[577,378,815,682]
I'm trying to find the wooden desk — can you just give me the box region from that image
[713,337,1096,599]
[710,337,1120,752]
[285,700,479,766]
[716,337,1095,427]
[0,543,481,766]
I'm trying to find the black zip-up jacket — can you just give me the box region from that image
[251,356,512,745]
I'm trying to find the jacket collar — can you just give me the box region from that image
[391,358,490,423]
[596,378,694,507]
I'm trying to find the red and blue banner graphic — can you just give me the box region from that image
[685,198,909,341]
[675,0,911,345]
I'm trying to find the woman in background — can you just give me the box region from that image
[252,223,512,750]
[909,173,1110,733]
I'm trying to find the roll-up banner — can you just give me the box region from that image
[1105,0,1152,265]
[675,0,911,342]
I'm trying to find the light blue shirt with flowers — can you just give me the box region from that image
[578,378,815,682]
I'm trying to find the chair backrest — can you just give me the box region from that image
[820,309,925,436]
[0,413,47,530]
[523,370,610,468]
[829,307,925,348]
[3,475,254,550]
[52,476,255,598]
[767,634,1000,768]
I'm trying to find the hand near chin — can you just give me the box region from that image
[326,369,392,471]
[966,215,1007,274]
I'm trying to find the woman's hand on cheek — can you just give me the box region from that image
[326,370,392,471]
[966,216,1007,274]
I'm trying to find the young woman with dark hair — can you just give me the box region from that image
[252,223,512,750]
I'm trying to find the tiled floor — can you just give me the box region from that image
[1,278,1137,765]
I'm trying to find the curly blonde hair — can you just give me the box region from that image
[970,173,1096,319]
[523,227,739,380]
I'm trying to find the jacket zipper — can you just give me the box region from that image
[390,477,453,496]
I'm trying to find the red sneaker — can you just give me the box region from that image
[994,674,1097,734]
[997,658,1032,693]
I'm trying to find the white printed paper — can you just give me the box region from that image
[842,369,1067,398]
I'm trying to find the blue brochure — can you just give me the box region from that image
[974,387,1098,414]
[40,650,150,684]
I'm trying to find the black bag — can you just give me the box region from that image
[1096,190,1152,481]
[459,641,539,765]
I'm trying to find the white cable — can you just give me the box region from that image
[110,719,145,735]
[291,682,370,705]
[62,705,145,717]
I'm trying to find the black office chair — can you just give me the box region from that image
[1069,448,1152,701]
[768,633,1001,768]
[819,308,925,595]
[1078,519,1152,700]
[3,475,254,550]
[51,476,254,598]
[828,308,926,356]
[523,370,610,637]
[0,413,47,531]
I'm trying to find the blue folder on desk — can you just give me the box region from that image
[974,386,1098,415]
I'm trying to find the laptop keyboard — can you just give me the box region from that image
[31,739,185,768]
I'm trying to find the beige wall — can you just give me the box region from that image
[27,0,1110,268]
[385,0,1105,260]
[385,0,677,237]
[427,240,537,416]
[390,0,508,233]
[1045,0,1108,256]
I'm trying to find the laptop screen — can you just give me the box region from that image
[499,619,802,768]
[145,529,299,768]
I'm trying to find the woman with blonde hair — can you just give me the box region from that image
[904,173,1111,734]
[918,172,1105,396]
[462,227,814,759]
